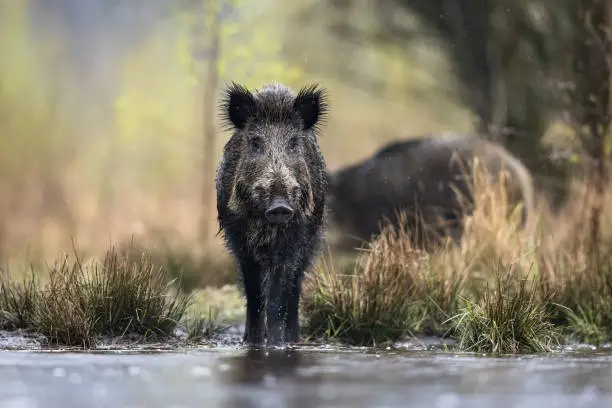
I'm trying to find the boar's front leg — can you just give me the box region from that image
[241,258,265,346]
[265,268,287,346]
[283,270,304,344]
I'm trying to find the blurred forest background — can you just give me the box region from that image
[0,0,609,287]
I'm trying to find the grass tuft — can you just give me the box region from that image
[0,244,192,347]
[84,248,189,338]
[451,260,560,354]
[543,246,612,345]
[303,159,573,352]
[303,218,465,346]
[0,270,39,330]
[564,305,608,346]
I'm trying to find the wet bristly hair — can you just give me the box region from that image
[217,82,329,223]
[219,81,328,133]
[215,81,330,346]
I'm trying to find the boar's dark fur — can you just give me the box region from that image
[325,133,535,251]
[215,82,329,346]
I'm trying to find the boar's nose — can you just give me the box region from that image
[265,199,294,224]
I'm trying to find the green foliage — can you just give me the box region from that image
[0,0,61,174]
[176,0,304,88]
[564,305,608,347]
[112,26,200,191]
[111,0,305,193]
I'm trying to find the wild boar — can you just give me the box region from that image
[216,82,329,346]
[325,133,535,251]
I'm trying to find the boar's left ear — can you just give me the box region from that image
[220,82,256,130]
[294,84,328,131]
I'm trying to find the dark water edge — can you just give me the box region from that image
[3,324,612,354]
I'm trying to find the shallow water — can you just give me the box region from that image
[2,346,612,408]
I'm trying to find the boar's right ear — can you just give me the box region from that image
[220,82,256,130]
[294,84,328,131]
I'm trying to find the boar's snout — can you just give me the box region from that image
[265,198,295,224]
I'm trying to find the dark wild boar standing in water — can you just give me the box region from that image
[216,82,329,346]
[326,133,535,251]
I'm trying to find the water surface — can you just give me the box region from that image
[1,346,612,408]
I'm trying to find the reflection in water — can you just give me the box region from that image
[219,348,322,408]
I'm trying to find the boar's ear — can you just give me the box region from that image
[294,84,328,131]
[220,82,256,130]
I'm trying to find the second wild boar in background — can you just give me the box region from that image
[325,133,535,252]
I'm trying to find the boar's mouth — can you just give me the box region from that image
[264,198,295,224]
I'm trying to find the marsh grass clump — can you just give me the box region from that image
[0,270,40,330]
[83,248,190,338]
[543,244,612,345]
[534,180,612,345]
[35,259,96,347]
[0,245,192,347]
[451,261,560,354]
[564,305,608,346]
[302,219,466,346]
[303,157,557,350]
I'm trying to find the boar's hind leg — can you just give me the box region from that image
[265,270,288,346]
[241,259,265,346]
[284,271,304,344]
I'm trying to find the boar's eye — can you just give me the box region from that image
[287,137,299,153]
[249,136,264,153]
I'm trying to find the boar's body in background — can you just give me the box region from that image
[216,82,328,346]
[326,133,535,251]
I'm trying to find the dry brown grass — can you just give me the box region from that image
[0,245,192,347]
[536,179,612,345]
[302,158,612,352]
[302,225,463,346]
